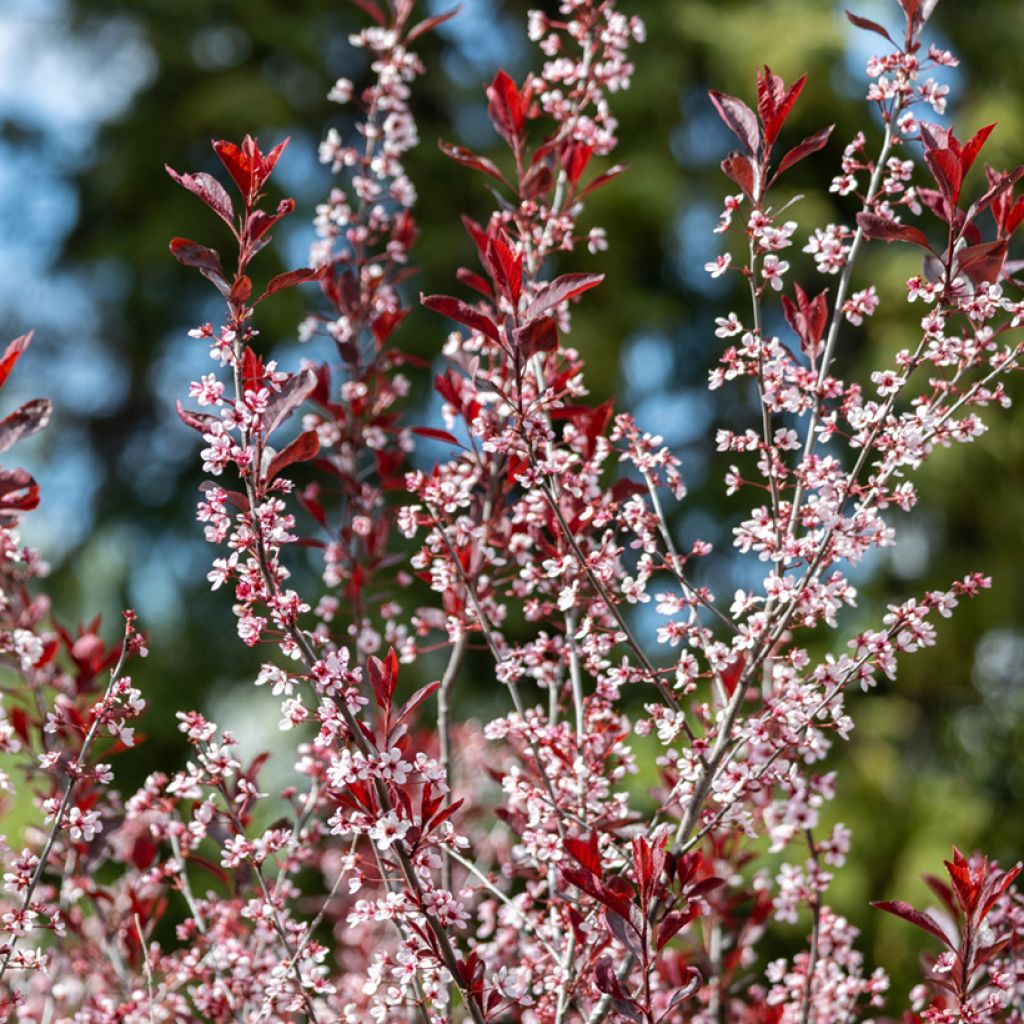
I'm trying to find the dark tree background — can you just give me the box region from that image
[1,0,1022,997]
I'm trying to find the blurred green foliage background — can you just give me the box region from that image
[0,0,1021,1002]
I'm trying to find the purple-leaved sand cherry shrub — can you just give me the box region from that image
[2,0,1023,1021]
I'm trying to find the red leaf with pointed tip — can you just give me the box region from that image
[871,900,953,947]
[514,316,558,359]
[527,273,604,320]
[565,833,601,875]
[266,430,321,482]
[257,267,324,304]
[580,162,628,199]
[845,10,897,45]
[0,332,32,390]
[0,468,39,516]
[709,90,760,156]
[411,427,465,448]
[925,148,964,203]
[263,369,317,436]
[212,139,255,198]
[856,212,934,251]
[249,198,296,242]
[0,398,51,454]
[175,401,219,434]
[775,124,834,178]
[437,140,509,186]
[487,69,526,148]
[721,152,757,200]
[957,238,1008,285]
[349,0,385,23]
[406,4,461,43]
[483,232,523,304]
[169,237,224,276]
[421,294,500,343]
[165,166,236,229]
[960,123,997,179]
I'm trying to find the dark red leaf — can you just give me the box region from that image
[169,237,224,277]
[709,90,760,156]
[487,69,526,149]
[175,401,219,434]
[0,332,32,390]
[349,0,386,24]
[925,147,964,203]
[249,198,296,243]
[565,833,601,875]
[455,268,492,300]
[580,163,628,199]
[411,426,465,448]
[775,124,834,178]
[483,233,523,305]
[393,681,441,731]
[0,398,52,454]
[527,273,604,320]
[165,166,236,229]
[845,10,897,44]
[513,316,558,359]
[0,468,40,517]
[721,152,757,200]
[257,267,323,304]
[420,294,500,343]
[266,430,321,482]
[438,140,509,186]
[957,238,1008,285]
[406,4,462,43]
[856,212,934,251]
[263,369,317,436]
[871,900,953,947]
[656,907,697,951]
[960,123,997,178]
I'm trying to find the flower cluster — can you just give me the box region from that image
[1,0,1023,1021]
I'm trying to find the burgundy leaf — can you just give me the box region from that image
[0,332,33,390]
[775,124,834,178]
[513,316,558,359]
[856,212,934,251]
[438,140,509,186]
[960,123,997,178]
[871,900,953,947]
[709,90,761,156]
[487,69,526,149]
[257,267,324,304]
[721,151,757,200]
[483,233,523,305]
[0,467,40,517]
[580,163,628,199]
[565,833,601,875]
[169,237,224,276]
[420,294,500,343]
[249,198,297,243]
[0,398,52,454]
[266,430,321,482]
[349,0,386,25]
[175,401,219,434]
[925,148,964,203]
[165,166,236,229]
[263,369,317,436]
[411,426,465,448]
[527,273,604,319]
[957,238,1008,285]
[406,4,461,43]
[845,10,897,44]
